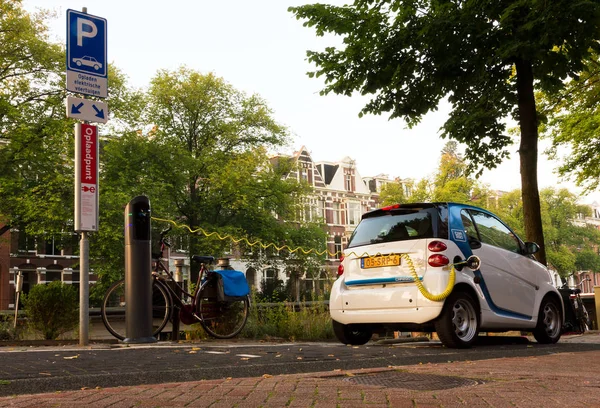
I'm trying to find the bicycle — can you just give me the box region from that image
[101,226,250,340]
[559,277,592,333]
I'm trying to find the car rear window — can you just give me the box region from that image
[347,209,435,248]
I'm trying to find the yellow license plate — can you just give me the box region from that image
[362,254,400,269]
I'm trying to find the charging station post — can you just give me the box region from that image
[123,196,157,343]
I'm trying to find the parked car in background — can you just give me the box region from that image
[330,202,564,348]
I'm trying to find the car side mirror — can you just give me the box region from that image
[468,238,481,250]
[524,242,539,255]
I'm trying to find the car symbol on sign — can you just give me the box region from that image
[72,56,102,70]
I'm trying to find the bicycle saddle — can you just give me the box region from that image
[192,255,215,264]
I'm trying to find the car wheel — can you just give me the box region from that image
[332,320,372,345]
[94,64,99,70]
[76,61,82,66]
[533,296,562,344]
[434,291,479,348]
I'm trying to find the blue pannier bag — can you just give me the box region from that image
[212,270,250,301]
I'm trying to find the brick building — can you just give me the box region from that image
[0,227,92,310]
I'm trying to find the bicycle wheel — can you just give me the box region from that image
[579,304,591,332]
[196,278,249,339]
[101,279,172,341]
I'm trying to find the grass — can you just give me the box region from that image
[240,295,335,341]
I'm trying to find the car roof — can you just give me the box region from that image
[363,202,490,219]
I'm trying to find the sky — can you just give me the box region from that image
[22,0,600,205]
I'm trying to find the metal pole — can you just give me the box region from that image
[78,7,90,348]
[13,271,23,329]
[79,232,89,346]
[171,259,185,341]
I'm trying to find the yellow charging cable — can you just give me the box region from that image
[400,253,457,302]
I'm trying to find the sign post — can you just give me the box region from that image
[67,7,107,347]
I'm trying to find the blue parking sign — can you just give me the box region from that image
[67,10,107,78]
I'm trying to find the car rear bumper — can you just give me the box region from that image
[329,278,443,325]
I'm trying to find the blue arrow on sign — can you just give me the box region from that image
[92,104,104,119]
[66,95,108,124]
[71,102,84,114]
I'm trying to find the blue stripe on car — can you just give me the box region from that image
[346,276,423,286]
[448,203,532,320]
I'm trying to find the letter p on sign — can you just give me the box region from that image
[77,18,98,46]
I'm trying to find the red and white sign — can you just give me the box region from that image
[74,123,99,231]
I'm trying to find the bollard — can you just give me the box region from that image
[123,196,156,343]
[595,286,600,331]
[171,259,185,341]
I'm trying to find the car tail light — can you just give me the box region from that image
[337,255,344,276]
[428,254,449,267]
[428,240,447,252]
[381,204,401,211]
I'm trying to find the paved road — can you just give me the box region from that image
[0,334,599,407]
[1,334,599,398]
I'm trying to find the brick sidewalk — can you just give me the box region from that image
[1,349,598,407]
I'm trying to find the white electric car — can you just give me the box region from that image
[330,202,564,348]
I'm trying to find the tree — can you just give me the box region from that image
[541,51,600,193]
[491,187,600,278]
[379,179,411,205]
[380,142,490,205]
[289,0,600,265]
[0,1,70,237]
[432,142,474,203]
[97,67,322,283]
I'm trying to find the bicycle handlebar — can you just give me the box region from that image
[159,225,172,248]
[160,225,172,237]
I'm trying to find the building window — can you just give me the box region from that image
[332,202,341,225]
[45,236,61,255]
[300,197,319,222]
[18,231,36,253]
[300,168,308,182]
[174,235,189,253]
[334,236,342,259]
[46,270,62,282]
[345,174,352,191]
[263,268,278,283]
[318,199,326,219]
[348,201,361,225]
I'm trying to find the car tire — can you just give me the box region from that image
[533,296,562,344]
[332,320,372,345]
[434,290,479,348]
[76,61,82,66]
[94,64,99,70]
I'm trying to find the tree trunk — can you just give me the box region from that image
[515,58,547,265]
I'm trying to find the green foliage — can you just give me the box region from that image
[0,316,16,341]
[290,0,600,265]
[379,180,409,206]
[257,277,287,303]
[541,51,600,193]
[489,187,600,277]
[0,1,72,236]
[241,293,334,341]
[289,0,600,172]
[21,281,79,340]
[400,142,491,206]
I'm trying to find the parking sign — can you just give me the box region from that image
[66,9,107,98]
